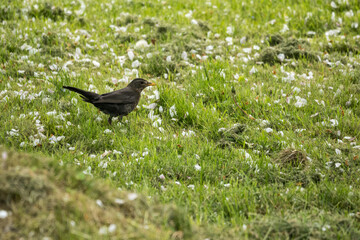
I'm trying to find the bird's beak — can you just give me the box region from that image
[147,82,156,86]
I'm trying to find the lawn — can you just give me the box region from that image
[1,0,360,239]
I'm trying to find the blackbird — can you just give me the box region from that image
[63,78,155,124]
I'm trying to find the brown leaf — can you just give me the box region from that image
[340,106,344,116]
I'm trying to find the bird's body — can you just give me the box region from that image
[63,78,155,124]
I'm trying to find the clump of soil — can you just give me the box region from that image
[259,36,318,65]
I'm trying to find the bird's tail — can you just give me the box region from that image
[63,86,99,103]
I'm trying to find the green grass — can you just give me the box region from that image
[1,0,360,239]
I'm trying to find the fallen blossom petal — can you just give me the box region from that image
[264,128,273,133]
[0,210,8,219]
[92,60,100,68]
[135,39,149,50]
[127,193,138,201]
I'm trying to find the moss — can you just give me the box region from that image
[216,124,249,148]
[77,17,87,27]
[198,21,210,32]
[116,14,138,26]
[5,43,20,53]
[324,42,360,54]
[42,33,57,46]
[143,17,157,26]
[115,33,138,44]
[140,53,177,77]
[258,47,279,65]
[267,34,284,46]
[127,0,154,8]
[259,37,318,65]
[41,46,65,57]
[157,25,173,36]
[28,3,74,22]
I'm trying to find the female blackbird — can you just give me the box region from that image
[63,78,155,124]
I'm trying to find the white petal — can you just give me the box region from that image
[92,60,100,68]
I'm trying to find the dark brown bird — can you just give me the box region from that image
[63,78,155,124]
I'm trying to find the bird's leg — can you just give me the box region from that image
[108,116,112,125]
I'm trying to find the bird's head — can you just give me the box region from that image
[128,78,155,92]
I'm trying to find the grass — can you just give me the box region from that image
[0,147,193,239]
[1,0,360,239]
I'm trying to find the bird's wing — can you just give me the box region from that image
[92,87,139,104]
